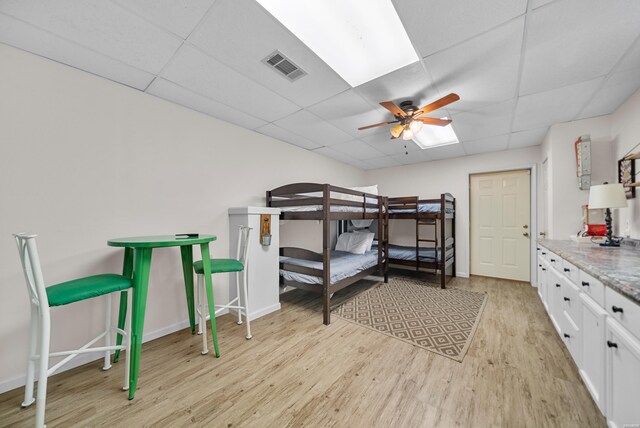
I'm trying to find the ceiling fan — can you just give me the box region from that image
[358,93,460,140]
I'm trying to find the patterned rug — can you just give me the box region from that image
[333,276,487,362]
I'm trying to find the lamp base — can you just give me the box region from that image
[599,239,620,247]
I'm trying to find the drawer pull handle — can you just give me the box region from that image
[564,268,570,272]
[563,297,570,302]
[538,264,542,267]
[555,283,561,288]
[607,340,618,348]
[563,333,570,339]
[542,268,546,271]
[612,306,624,314]
[550,258,556,262]
[581,281,589,287]
[542,252,547,255]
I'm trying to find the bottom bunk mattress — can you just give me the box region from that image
[280,249,379,285]
[383,244,441,262]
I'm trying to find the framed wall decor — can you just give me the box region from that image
[618,158,636,199]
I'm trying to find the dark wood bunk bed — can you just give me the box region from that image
[266,183,389,325]
[387,193,456,289]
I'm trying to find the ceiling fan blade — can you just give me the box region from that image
[357,120,399,131]
[390,124,404,139]
[414,93,460,117]
[416,117,452,126]
[380,101,407,117]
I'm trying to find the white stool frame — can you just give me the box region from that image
[14,233,132,428]
[195,226,252,354]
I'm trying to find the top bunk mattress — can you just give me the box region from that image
[389,203,443,214]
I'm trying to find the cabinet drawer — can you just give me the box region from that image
[606,318,640,428]
[560,310,582,367]
[606,287,640,341]
[579,270,605,307]
[579,294,607,415]
[561,259,580,285]
[561,277,582,329]
[547,251,561,271]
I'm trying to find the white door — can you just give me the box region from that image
[470,170,531,281]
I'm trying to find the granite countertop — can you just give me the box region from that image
[538,239,640,305]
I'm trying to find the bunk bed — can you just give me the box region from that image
[386,193,456,289]
[266,183,389,325]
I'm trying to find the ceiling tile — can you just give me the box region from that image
[508,127,548,149]
[576,68,640,119]
[362,132,423,156]
[161,44,300,122]
[391,150,432,165]
[616,37,640,72]
[147,78,267,129]
[462,134,509,155]
[365,156,402,169]
[354,61,438,113]
[346,159,374,170]
[254,123,321,150]
[519,0,640,95]
[530,0,556,9]
[329,140,386,161]
[512,77,604,131]
[423,143,467,160]
[272,109,353,146]
[307,90,389,139]
[450,98,516,142]
[393,0,527,57]
[111,0,215,39]
[425,17,525,113]
[311,146,355,162]
[0,13,154,89]
[0,0,182,74]
[189,0,348,108]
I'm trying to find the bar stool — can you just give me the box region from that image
[193,226,252,354]
[13,233,132,428]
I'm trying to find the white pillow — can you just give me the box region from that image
[332,184,379,203]
[335,232,375,254]
[352,229,375,251]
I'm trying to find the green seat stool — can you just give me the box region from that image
[194,226,252,355]
[13,233,132,428]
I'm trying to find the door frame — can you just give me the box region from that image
[465,163,538,286]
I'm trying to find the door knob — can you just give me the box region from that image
[523,225,529,229]
[523,232,529,237]
[539,232,546,236]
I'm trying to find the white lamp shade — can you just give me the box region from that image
[588,183,627,209]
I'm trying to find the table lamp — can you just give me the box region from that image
[588,182,627,247]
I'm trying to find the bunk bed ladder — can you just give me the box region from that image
[417,219,438,275]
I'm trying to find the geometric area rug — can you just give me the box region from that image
[332,276,487,362]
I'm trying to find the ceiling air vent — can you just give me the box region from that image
[262,50,306,82]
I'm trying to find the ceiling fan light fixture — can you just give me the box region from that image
[390,124,404,139]
[409,119,423,134]
[402,127,415,141]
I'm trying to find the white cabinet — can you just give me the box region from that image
[228,207,281,320]
[580,294,607,415]
[538,243,640,426]
[606,318,640,428]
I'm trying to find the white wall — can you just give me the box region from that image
[540,116,615,239]
[611,89,640,238]
[365,146,542,277]
[0,44,366,391]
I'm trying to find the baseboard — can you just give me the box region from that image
[456,271,469,278]
[228,303,281,320]
[0,314,221,395]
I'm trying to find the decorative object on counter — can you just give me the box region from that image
[576,204,606,240]
[588,183,628,247]
[260,214,272,246]
[575,134,591,190]
[618,157,636,199]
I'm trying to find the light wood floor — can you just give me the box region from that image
[0,274,606,428]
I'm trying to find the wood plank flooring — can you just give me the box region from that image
[0,275,606,427]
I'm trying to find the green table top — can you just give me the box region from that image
[107,234,217,248]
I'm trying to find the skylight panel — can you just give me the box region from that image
[256,0,419,87]
[413,120,460,149]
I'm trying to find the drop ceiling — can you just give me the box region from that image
[1,0,639,170]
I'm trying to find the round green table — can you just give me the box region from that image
[107,234,218,400]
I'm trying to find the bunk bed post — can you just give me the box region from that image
[384,197,389,283]
[266,190,272,208]
[377,196,382,270]
[322,184,331,325]
[452,196,456,278]
[440,193,446,289]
